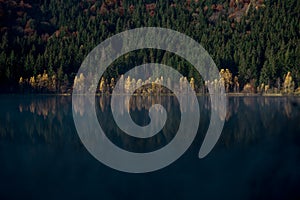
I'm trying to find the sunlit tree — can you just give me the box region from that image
[283,71,295,94]
[220,69,233,92]
[124,76,131,93]
[190,77,195,91]
[73,73,85,93]
[29,76,36,88]
[99,77,106,94]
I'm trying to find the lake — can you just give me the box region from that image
[0,95,300,200]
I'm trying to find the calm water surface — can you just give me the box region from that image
[0,95,300,200]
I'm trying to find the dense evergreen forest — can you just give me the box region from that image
[0,0,299,94]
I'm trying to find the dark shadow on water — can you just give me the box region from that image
[0,95,300,200]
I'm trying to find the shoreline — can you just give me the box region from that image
[1,93,300,97]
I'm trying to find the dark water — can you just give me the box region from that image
[0,95,300,200]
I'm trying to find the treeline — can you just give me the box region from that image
[0,0,299,93]
[18,68,300,95]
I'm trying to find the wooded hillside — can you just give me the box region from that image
[0,0,299,93]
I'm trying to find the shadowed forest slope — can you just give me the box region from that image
[0,0,299,93]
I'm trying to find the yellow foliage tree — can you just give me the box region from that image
[283,71,295,94]
[190,77,195,91]
[220,69,233,92]
[99,77,106,94]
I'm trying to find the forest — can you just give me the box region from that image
[0,0,299,94]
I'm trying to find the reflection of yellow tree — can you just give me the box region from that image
[284,98,292,118]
